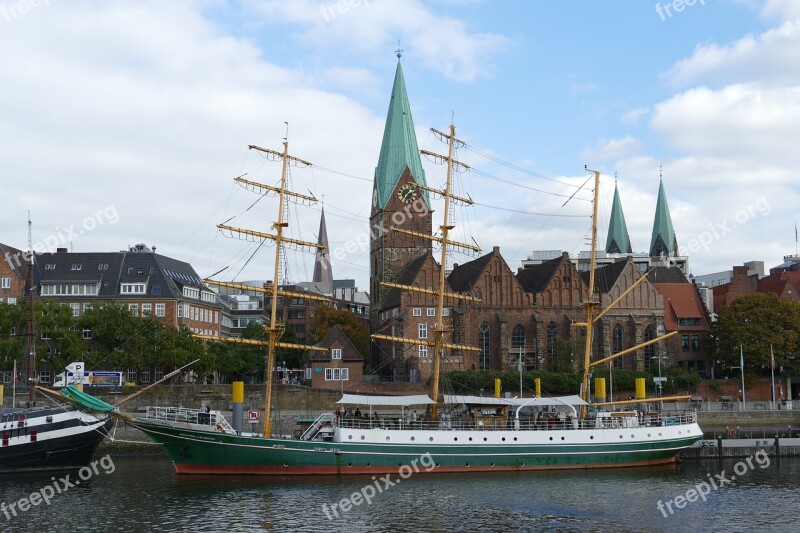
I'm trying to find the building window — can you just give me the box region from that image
[331,348,342,360]
[305,368,312,380]
[151,285,161,295]
[288,310,305,320]
[678,318,701,327]
[70,303,80,317]
[419,345,428,358]
[426,308,435,317]
[418,323,428,339]
[412,308,421,316]
[83,303,93,312]
[140,368,151,384]
[681,335,690,352]
[121,283,146,294]
[546,321,558,360]
[127,368,137,383]
[644,325,656,372]
[129,304,138,317]
[82,328,92,340]
[479,322,491,370]
[41,330,51,340]
[511,325,525,351]
[155,303,165,317]
[325,368,332,381]
[0,277,10,289]
[442,308,449,317]
[612,324,624,368]
[154,368,164,381]
[38,371,51,384]
[691,335,700,352]
[142,303,152,316]
[71,264,82,271]
[6,297,16,305]
[98,263,108,271]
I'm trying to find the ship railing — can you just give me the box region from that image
[141,406,236,433]
[300,413,335,441]
[334,411,697,432]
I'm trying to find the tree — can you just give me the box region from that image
[709,293,800,376]
[311,306,370,360]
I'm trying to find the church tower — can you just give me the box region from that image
[649,178,678,257]
[312,207,333,294]
[605,181,632,254]
[370,53,433,323]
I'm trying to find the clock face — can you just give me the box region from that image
[397,183,418,204]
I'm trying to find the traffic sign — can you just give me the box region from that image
[247,410,260,422]
[653,377,667,383]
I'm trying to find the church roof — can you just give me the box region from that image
[650,179,678,257]
[647,266,688,284]
[605,182,632,254]
[516,254,565,293]
[448,250,495,292]
[374,59,428,210]
[581,258,630,293]
[381,252,432,310]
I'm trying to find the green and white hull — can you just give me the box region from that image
[130,413,702,475]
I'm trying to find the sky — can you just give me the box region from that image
[2,0,799,291]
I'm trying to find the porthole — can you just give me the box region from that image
[454,437,458,442]
[386,436,390,441]
[348,435,353,440]
[347,463,352,467]
[549,437,553,441]
[490,463,495,467]
[619,435,623,439]
[466,463,470,467]
[502,437,506,442]
[283,463,288,467]
[483,437,487,442]
[590,436,594,440]
[361,435,366,440]
[469,437,473,442]
[561,436,565,441]
[366,463,371,467]
[647,434,651,438]
[410,436,415,441]
[429,437,434,442]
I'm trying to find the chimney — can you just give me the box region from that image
[56,247,68,254]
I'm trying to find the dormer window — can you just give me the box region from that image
[121,283,146,294]
[331,348,342,360]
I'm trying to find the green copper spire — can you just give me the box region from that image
[605,182,632,254]
[374,57,428,210]
[649,178,678,257]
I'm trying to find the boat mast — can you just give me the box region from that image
[577,168,600,418]
[207,133,327,438]
[27,213,36,404]
[372,123,481,419]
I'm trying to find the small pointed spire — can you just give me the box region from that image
[312,207,333,291]
[605,181,632,254]
[650,177,678,258]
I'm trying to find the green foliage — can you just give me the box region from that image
[545,338,576,373]
[710,293,800,375]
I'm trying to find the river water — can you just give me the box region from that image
[1,453,798,532]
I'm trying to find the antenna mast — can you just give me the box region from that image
[27,213,36,404]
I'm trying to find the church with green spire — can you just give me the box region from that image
[370,53,433,323]
[650,178,679,258]
[605,182,632,254]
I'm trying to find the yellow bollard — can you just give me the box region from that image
[635,377,646,400]
[594,377,606,401]
[232,381,244,403]
[494,378,501,398]
[534,377,541,397]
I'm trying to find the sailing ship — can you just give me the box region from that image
[124,122,702,474]
[0,219,113,473]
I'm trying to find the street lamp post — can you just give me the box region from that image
[651,356,666,397]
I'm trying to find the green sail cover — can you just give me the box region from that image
[59,385,117,412]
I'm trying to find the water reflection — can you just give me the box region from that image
[1,455,798,532]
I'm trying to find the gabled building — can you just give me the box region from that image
[651,266,711,375]
[307,324,365,390]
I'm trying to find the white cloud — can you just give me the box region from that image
[621,106,650,125]
[665,20,800,87]
[582,136,640,162]
[651,84,800,164]
[569,82,600,96]
[249,0,510,82]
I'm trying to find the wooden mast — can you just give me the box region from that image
[212,134,325,438]
[372,123,481,419]
[577,168,600,418]
[26,214,36,404]
[575,168,687,417]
